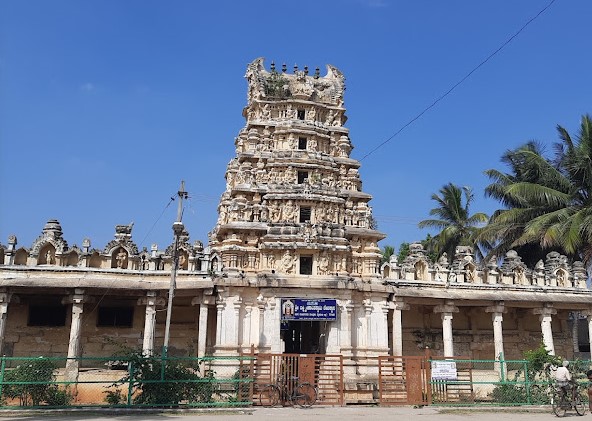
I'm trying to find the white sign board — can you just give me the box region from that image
[431,361,458,380]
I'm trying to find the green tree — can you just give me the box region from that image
[380,245,395,265]
[418,183,488,260]
[397,242,410,263]
[479,114,592,267]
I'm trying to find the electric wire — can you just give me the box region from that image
[81,194,179,326]
[359,0,558,162]
[137,196,176,249]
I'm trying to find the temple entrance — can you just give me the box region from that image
[282,320,323,354]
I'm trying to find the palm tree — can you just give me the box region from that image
[418,183,488,259]
[479,114,592,268]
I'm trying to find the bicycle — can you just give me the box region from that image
[259,376,317,408]
[551,382,586,417]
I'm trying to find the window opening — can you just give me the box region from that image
[28,305,66,326]
[297,109,305,120]
[300,255,313,275]
[300,206,311,223]
[97,306,134,327]
[298,137,307,150]
[298,171,309,184]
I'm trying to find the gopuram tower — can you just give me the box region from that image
[210,58,385,281]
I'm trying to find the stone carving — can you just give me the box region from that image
[282,200,296,222]
[45,249,54,265]
[266,253,276,270]
[206,58,384,277]
[115,248,128,269]
[318,251,330,275]
[556,269,569,287]
[325,110,335,125]
[513,265,526,285]
[104,223,139,255]
[261,103,271,119]
[269,202,281,223]
[30,219,68,256]
[280,250,295,274]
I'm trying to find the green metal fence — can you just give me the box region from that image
[429,358,592,406]
[0,355,255,409]
[1,355,590,408]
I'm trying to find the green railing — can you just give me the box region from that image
[0,355,255,409]
[1,355,590,408]
[429,358,592,406]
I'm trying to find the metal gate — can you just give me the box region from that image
[242,353,344,405]
[378,356,431,405]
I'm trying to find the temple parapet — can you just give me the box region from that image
[1,219,210,273]
[381,243,590,290]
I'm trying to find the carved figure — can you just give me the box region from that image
[219,205,228,224]
[270,203,281,222]
[283,200,296,222]
[514,266,526,285]
[325,110,335,125]
[261,103,271,119]
[286,105,296,119]
[285,166,296,183]
[318,252,330,275]
[280,250,295,273]
[116,249,127,268]
[556,270,567,287]
[332,113,341,126]
[267,253,276,269]
[45,249,54,265]
[465,266,475,281]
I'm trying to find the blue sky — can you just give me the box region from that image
[1,0,590,255]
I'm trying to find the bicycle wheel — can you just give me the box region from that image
[292,383,317,408]
[573,395,586,416]
[259,384,280,407]
[552,391,568,417]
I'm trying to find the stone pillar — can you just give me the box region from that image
[325,319,339,354]
[534,304,557,355]
[337,299,353,356]
[0,289,13,355]
[215,299,223,348]
[138,291,164,355]
[214,289,241,355]
[359,299,371,351]
[257,295,266,351]
[335,299,354,376]
[192,294,215,358]
[262,298,280,353]
[588,313,592,357]
[582,310,592,358]
[63,289,86,382]
[434,300,459,357]
[389,298,410,356]
[241,301,253,351]
[486,302,507,378]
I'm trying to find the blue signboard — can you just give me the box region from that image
[281,298,337,321]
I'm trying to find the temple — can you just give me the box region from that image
[0,58,590,386]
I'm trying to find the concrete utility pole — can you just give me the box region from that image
[163,181,188,355]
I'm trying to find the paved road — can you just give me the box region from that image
[0,406,582,421]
